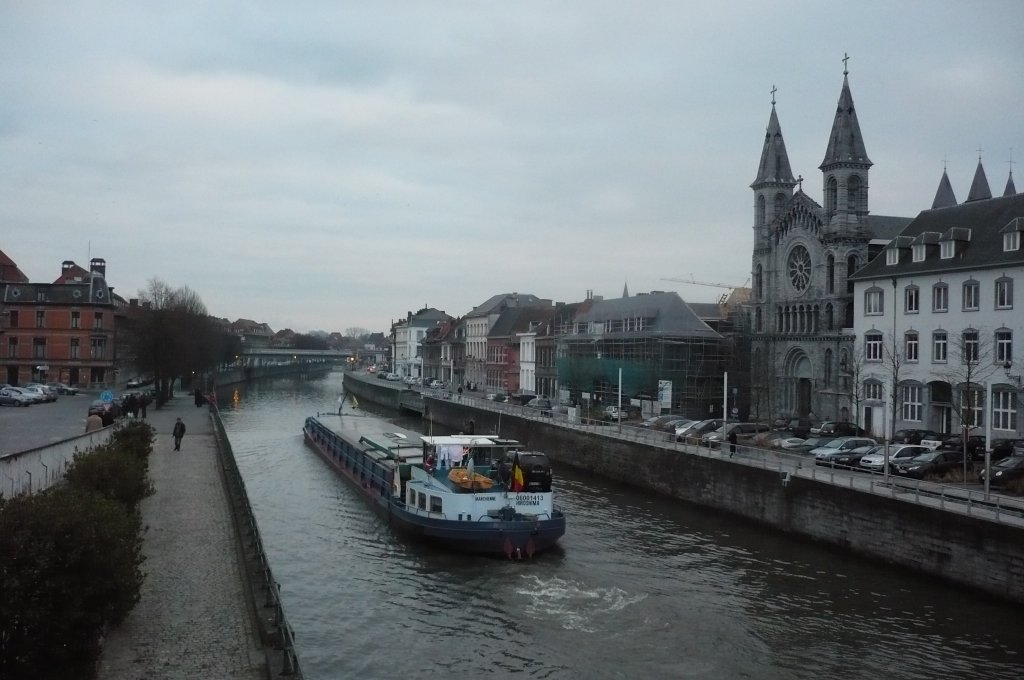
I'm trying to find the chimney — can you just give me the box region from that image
[90,258,106,277]
[62,260,75,273]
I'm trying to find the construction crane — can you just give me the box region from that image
[661,275,751,305]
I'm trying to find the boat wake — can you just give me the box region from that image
[515,574,647,633]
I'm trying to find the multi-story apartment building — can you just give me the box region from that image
[1,257,118,388]
[851,169,1022,439]
[462,293,545,389]
[390,307,450,380]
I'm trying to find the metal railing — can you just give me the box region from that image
[210,406,302,677]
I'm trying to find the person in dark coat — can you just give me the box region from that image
[172,417,186,451]
[194,388,205,407]
[727,428,738,457]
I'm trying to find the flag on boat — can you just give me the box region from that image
[511,452,525,492]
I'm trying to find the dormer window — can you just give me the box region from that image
[885,249,899,265]
[1005,231,1021,252]
[940,241,955,259]
[912,244,926,262]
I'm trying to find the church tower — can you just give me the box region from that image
[750,88,797,249]
[819,60,872,233]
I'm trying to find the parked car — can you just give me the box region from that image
[818,421,865,437]
[938,435,988,460]
[777,437,807,450]
[602,405,630,421]
[788,436,835,454]
[978,455,1024,487]
[701,422,769,448]
[783,418,820,439]
[892,428,941,445]
[815,443,874,469]
[859,445,932,473]
[8,386,46,404]
[893,450,964,479]
[425,379,443,389]
[0,387,34,407]
[24,384,58,402]
[989,439,1024,462]
[678,419,724,443]
[526,397,553,415]
[811,437,877,465]
[651,415,688,431]
[46,381,79,395]
[384,373,402,382]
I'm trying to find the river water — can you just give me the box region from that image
[217,372,1023,680]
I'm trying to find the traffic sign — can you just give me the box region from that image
[100,390,114,402]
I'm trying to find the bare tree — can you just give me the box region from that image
[843,345,868,429]
[749,340,778,422]
[938,329,998,480]
[881,331,907,443]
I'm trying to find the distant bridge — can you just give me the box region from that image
[239,347,355,368]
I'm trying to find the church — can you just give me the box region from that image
[747,65,912,423]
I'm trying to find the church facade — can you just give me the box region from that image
[748,70,911,423]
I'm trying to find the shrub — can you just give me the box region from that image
[109,420,155,462]
[65,444,154,512]
[0,486,145,679]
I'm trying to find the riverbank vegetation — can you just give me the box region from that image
[0,421,155,679]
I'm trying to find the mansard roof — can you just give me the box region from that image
[851,192,1024,281]
[466,292,545,317]
[820,74,872,169]
[566,291,721,339]
[751,105,797,187]
[2,274,115,306]
[931,169,958,209]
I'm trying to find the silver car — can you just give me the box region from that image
[859,445,931,473]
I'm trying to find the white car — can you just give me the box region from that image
[778,437,807,450]
[0,387,35,406]
[859,445,931,473]
[810,437,876,461]
[385,373,402,381]
[5,386,44,404]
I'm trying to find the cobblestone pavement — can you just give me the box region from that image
[96,398,266,680]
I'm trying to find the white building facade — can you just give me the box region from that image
[851,177,1022,441]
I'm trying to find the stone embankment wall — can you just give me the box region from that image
[423,396,1024,605]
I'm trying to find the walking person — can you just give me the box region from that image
[727,428,738,458]
[337,393,344,415]
[140,393,149,419]
[172,417,186,451]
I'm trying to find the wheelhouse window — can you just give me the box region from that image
[963,280,980,311]
[430,496,443,513]
[904,285,919,313]
[932,331,947,363]
[995,277,1013,309]
[932,284,948,312]
[902,385,923,422]
[864,288,884,316]
[905,332,919,362]
[865,332,883,361]
[995,329,1013,364]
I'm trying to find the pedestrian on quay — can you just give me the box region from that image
[194,387,205,407]
[172,417,186,451]
[337,393,344,415]
[85,413,103,433]
[728,428,738,458]
[140,392,149,419]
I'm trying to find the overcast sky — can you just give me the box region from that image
[2,2,1022,334]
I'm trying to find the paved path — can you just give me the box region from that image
[96,398,266,680]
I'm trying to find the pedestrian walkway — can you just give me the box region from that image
[96,397,266,680]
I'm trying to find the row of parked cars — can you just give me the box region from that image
[0,382,79,406]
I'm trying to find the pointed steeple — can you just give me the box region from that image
[931,168,958,209]
[751,103,796,187]
[966,157,992,202]
[1005,171,1017,196]
[819,73,872,169]
[622,282,629,298]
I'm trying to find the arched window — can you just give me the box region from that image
[826,254,835,293]
[755,307,763,332]
[755,264,763,300]
[756,194,766,225]
[774,192,787,218]
[826,176,838,218]
[843,173,860,213]
[824,349,833,387]
[846,255,859,294]
[824,302,834,331]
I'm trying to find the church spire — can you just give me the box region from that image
[820,65,872,169]
[931,168,958,209]
[966,154,992,202]
[1005,171,1017,197]
[751,88,796,187]
[622,282,629,298]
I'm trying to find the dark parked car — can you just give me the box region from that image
[788,436,832,454]
[892,429,941,445]
[938,435,988,459]
[818,421,866,437]
[893,450,963,479]
[784,418,820,439]
[678,419,724,443]
[978,455,1024,487]
[525,397,553,415]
